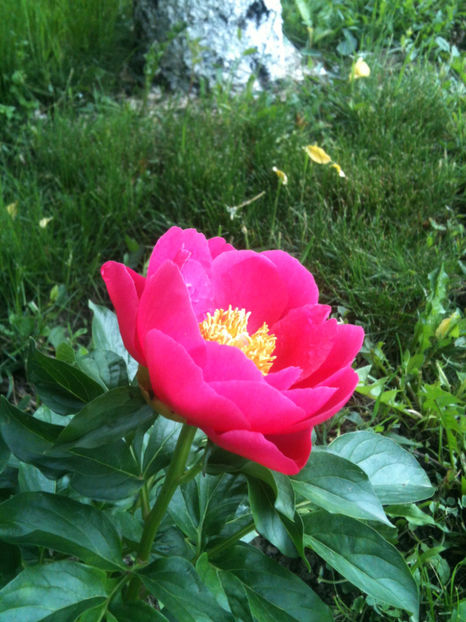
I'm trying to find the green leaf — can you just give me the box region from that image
[74,602,108,622]
[328,430,434,503]
[55,342,76,365]
[247,477,302,558]
[0,467,17,494]
[291,449,392,525]
[212,543,333,622]
[337,29,357,56]
[212,571,254,622]
[0,541,20,589]
[27,343,104,415]
[56,386,153,449]
[451,599,466,622]
[0,397,64,470]
[0,491,124,570]
[110,603,170,622]
[0,436,9,474]
[386,503,440,529]
[155,525,194,559]
[138,556,235,622]
[205,446,248,473]
[89,301,138,380]
[242,463,295,521]
[192,472,247,542]
[0,560,108,622]
[77,350,128,391]
[0,398,142,500]
[196,553,231,612]
[303,510,419,619]
[294,0,312,27]
[168,473,247,550]
[18,463,56,493]
[139,416,182,477]
[34,404,73,426]
[107,509,143,544]
[68,441,143,501]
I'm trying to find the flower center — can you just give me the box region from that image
[199,306,276,375]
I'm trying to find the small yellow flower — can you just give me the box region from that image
[303,144,332,165]
[272,166,288,185]
[39,217,53,228]
[331,163,346,178]
[350,57,371,80]
[6,202,17,219]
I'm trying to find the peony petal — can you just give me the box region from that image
[191,340,264,383]
[147,227,212,279]
[180,259,214,321]
[266,428,313,473]
[144,330,250,432]
[305,324,364,385]
[304,367,360,425]
[102,226,365,478]
[205,427,312,475]
[282,386,337,431]
[137,261,203,355]
[208,236,234,259]
[271,306,337,381]
[209,380,306,435]
[262,250,319,308]
[101,261,146,363]
[266,367,302,391]
[211,250,288,331]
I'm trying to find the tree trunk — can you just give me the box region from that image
[133,0,302,91]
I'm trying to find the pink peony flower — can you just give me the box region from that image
[101,227,364,475]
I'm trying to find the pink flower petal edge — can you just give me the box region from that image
[205,428,312,475]
[101,261,146,363]
[101,227,364,474]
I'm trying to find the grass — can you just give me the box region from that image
[282,0,464,73]
[0,0,134,109]
[1,61,463,367]
[0,0,465,619]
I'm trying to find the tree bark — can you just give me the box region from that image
[133,0,302,91]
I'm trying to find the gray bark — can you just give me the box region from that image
[133,0,303,91]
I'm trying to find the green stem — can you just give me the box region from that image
[139,423,196,561]
[96,575,130,622]
[177,456,204,485]
[300,156,309,205]
[126,422,196,601]
[270,184,282,237]
[140,481,151,521]
[205,520,255,560]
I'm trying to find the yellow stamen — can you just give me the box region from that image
[199,306,276,375]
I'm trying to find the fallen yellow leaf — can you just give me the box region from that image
[303,145,332,165]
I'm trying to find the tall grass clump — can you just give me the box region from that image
[0,0,133,109]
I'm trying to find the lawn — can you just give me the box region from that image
[0,1,464,620]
